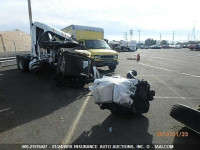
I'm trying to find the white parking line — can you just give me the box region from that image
[61,93,91,145]
[151,56,197,62]
[148,56,200,65]
[138,75,174,77]
[155,96,199,100]
[139,63,200,78]
[153,76,193,105]
[117,74,176,77]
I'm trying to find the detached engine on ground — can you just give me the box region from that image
[89,70,155,114]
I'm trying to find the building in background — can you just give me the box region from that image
[0,29,31,52]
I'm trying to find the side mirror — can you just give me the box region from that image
[79,40,84,45]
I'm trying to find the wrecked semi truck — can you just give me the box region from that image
[16,22,99,87]
[61,25,119,71]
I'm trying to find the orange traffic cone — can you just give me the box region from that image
[137,54,140,61]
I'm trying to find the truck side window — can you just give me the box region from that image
[36,27,44,42]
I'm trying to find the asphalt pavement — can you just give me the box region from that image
[0,48,200,149]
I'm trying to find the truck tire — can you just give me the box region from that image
[170,104,200,134]
[108,65,116,71]
[16,55,30,72]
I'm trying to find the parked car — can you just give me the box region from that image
[150,45,162,49]
[175,45,182,49]
[182,45,189,48]
[189,44,200,50]
[140,45,149,49]
[161,45,171,49]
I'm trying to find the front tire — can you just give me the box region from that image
[108,65,116,71]
[17,55,30,72]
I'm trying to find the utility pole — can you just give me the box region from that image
[138,30,140,44]
[27,0,33,55]
[188,33,190,42]
[172,31,175,45]
[193,24,196,41]
[123,32,128,41]
[191,22,196,42]
[28,0,33,35]
[130,30,133,41]
[160,33,162,45]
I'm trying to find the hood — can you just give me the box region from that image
[88,49,118,55]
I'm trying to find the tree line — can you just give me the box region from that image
[143,38,200,46]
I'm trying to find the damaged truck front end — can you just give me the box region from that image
[16,22,99,87]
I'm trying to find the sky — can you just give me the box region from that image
[0,0,200,43]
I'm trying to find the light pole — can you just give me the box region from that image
[28,0,33,34]
[172,31,175,46]
[138,30,140,44]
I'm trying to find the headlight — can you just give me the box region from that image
[94,55,99,59]
[113,55,118,59]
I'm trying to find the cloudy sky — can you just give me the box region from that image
[0,0,199,42]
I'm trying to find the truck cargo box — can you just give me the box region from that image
[62,25,104,41]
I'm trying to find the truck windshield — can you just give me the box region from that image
[85,40,111,49]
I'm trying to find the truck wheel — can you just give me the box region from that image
[108,65,116,71]
[17,55,30,72]
[170,104,200,134]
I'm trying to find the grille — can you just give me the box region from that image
[99,55,114,60]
